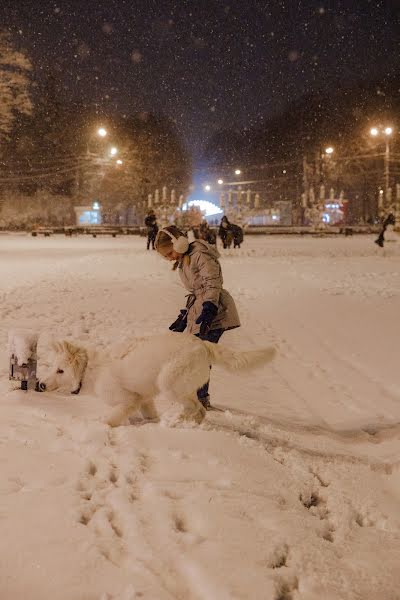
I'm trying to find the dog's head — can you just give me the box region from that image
[38,341,88,394]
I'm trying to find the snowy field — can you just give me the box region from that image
[1,232,400,600]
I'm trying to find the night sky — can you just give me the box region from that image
[2,0,399,160]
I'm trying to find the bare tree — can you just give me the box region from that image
[0,30,33,139]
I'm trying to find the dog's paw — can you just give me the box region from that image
[182,404,206,425]
[160,403,206,428]
[105,416,123,428]
[105,407,130,428]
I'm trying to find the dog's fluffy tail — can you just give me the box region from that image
[203,341,276,373]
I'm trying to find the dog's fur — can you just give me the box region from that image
[39,333,276,426]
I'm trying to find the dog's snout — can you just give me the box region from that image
[36,381,46,392]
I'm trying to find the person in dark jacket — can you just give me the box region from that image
[144,209,159,250]
[218,216,233,249]
[231,223,244,248]
[375,213,395,248]
[155,225,240,409]
[218,216,243,249]
[199,220,217,245]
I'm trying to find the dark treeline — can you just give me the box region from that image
[203,75,400,222]
[1,71,192,204]
[205,75,400,165]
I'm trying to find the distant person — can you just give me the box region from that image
[375,213,395,248]
[144,209,158,250]
[154,225,240,409]
[218,216,233,249]
[199,221,217,245]
[230,223,244,249]
[218,216,243,249]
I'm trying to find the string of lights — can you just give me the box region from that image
[2,150,396,181]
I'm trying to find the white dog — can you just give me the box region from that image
[38,333,276,426]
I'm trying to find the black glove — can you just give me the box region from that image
[195,301,218,336]
[169,309,188,332]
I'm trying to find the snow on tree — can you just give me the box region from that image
[0,29,33,138]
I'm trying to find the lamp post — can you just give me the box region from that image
[83,127,119,203]
[370,126,393,216]
[321,146,334,182]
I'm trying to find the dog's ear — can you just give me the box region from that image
[62,340,80,358]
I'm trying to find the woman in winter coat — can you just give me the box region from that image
[155,225,240,409]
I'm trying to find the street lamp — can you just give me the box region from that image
[370,125,394,215]
[234,169,241,175]
[204,184,211,191]
[82,127,110,197]
[325,146,334,155]
[217,179,224,185]
[110,147,118,156]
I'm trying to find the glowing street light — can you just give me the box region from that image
[325,146,334,155]
[97,127,107,137]
[369,125,393,138]
[204,184,211,191]
[369,125,395,215]
[116,159,123,165]
[217,179,224,185]
[234,169,241,175]
[110,147,118,156]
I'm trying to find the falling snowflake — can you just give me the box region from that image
[102,23,113,34]
[77,42,90,59]
[131,50,142,64]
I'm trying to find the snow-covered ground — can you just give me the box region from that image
[1,232,400,600]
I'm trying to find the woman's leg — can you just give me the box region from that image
[195,328,224,408]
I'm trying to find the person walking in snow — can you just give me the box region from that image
[218,215,233,249]
[199,220,217,245]
[230,223,244,249]
[218,216,243,249]
[374,213,396,248]
[144,209,159,250]
[155,225,240,409]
